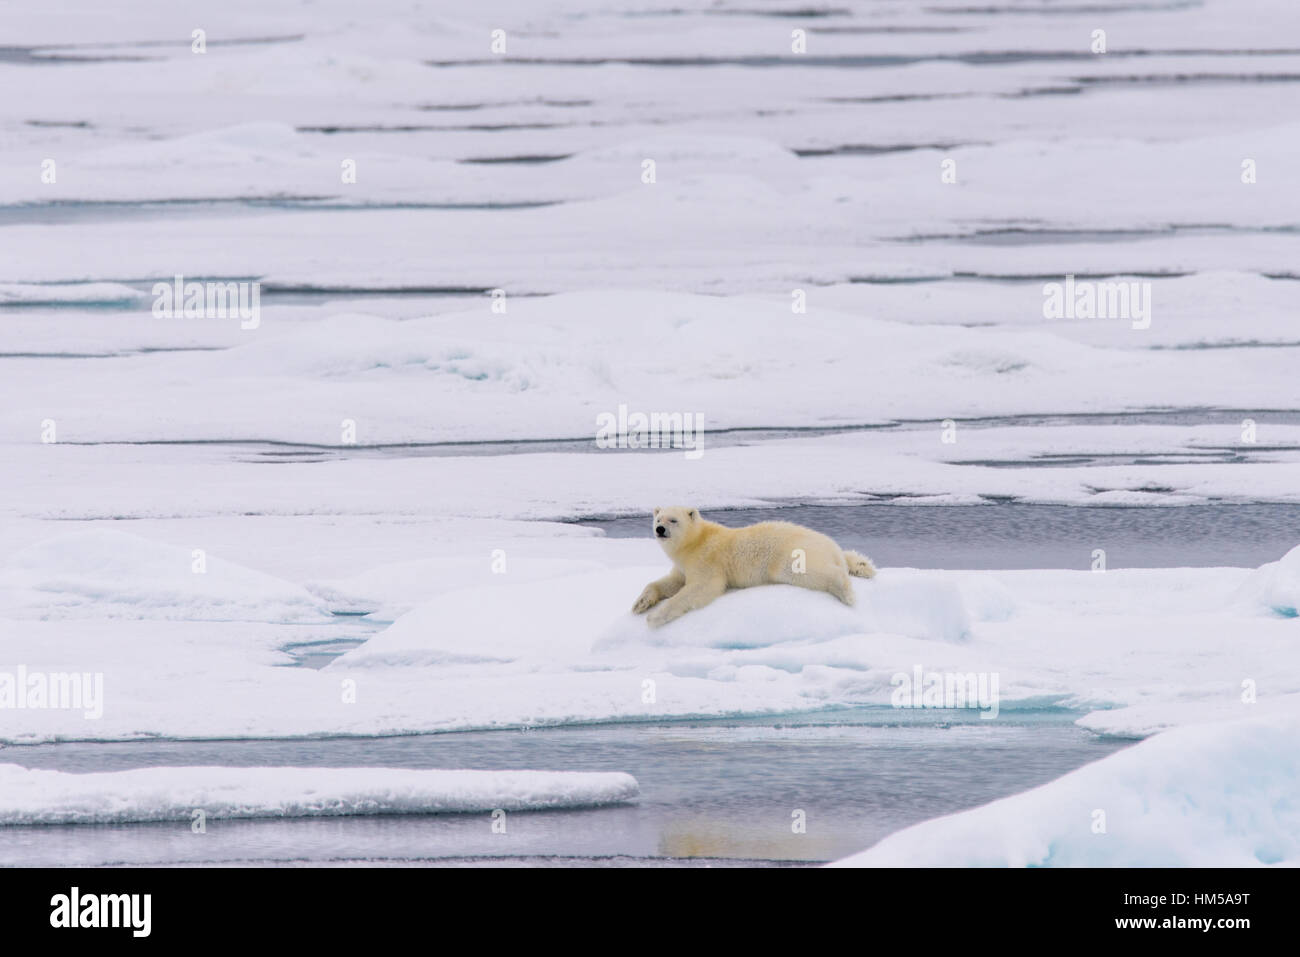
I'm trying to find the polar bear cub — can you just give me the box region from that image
[631,506,877,627]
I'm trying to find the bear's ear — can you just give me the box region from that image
[653,506,661,517]
[688,509,697,520]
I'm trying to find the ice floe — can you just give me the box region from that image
[0,763,639,825]
[832,712,1300,866]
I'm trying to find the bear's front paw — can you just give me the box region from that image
[646,605,672,628]
[632,586,659,614]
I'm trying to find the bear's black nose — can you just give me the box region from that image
[656,525,667,537]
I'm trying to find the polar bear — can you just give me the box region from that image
[631,506,877,627]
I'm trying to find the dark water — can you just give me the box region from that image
[579,503,1300,570]
[0,709,1123,867]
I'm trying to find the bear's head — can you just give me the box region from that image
[652,506,701,554]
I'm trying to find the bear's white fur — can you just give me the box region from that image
[631,506,877,627]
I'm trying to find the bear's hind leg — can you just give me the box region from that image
[789,563,856,606]
[828,572,856,606]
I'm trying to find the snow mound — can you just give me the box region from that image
[0,764,639,825]
[831,713,1300,867]
[1235,544,1300,617]
[954,574,1019,623]
[598,583,867,650]
[328,569,645,668]
[333,567,970,670]
[598,570,970,649]
[0,530,330,621]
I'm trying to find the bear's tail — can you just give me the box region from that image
[843,550,877,579]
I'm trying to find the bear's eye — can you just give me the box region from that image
[669,518,677,524]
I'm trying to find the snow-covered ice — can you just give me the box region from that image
[2,0,1299,864]
[831,713,1300,867]
[0,763,639,825]
[0,287,1295,450]
[1,525,1295,745]
[1235,544,1300,619]
[0,529,330,622]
